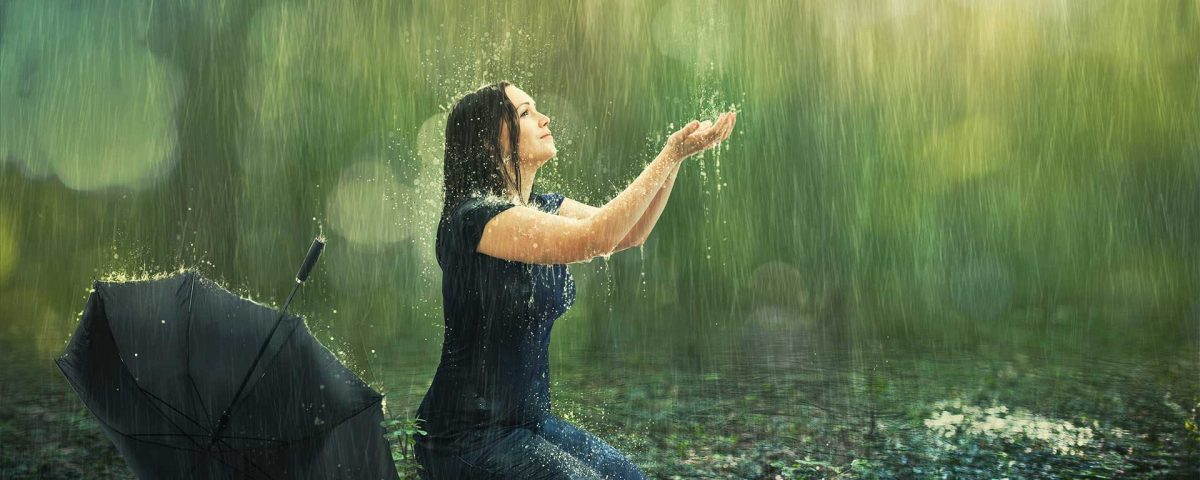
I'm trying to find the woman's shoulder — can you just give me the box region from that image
[447,194,521,227]
[443,191,566,236]
[442,194,520,256]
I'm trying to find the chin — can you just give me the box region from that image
[522,154,554,170]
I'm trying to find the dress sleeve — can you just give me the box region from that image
[453,196,517,253]
[537,192,565,214]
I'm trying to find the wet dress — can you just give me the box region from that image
[414,191,647,480]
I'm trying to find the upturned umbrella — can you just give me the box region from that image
[55,238,398,479]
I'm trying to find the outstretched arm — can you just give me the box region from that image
[558,161,680,253]
[612,159,682,252]
[479,112,735,264]
[478,149,681,265]
[559,112,735,254]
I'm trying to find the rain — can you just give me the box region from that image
[1,0,1198,478]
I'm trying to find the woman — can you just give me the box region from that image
[414,82,736,479]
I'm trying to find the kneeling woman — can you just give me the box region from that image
[415,82,736,479]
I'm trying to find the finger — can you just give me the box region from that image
[697,114,723,134]
[709,114,734,146]
[716,111,733,131]
[671,120,700,144]
[712,113,731,137]
[719,112,736,138]
[689,113,730,147]
[674,120,699,140]
[687,119,717,142]
[699,114,729,143]
[718,113,736,141]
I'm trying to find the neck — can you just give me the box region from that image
[504,163,537,204]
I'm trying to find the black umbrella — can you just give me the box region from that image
[55,238,398,479]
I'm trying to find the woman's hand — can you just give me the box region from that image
[664,111,737,162]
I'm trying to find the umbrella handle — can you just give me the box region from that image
[295,236,325,284]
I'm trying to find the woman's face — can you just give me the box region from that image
[500,85,555,169]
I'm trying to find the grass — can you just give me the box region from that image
[3,341,1197,479]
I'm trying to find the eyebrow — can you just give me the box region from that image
[517,101,536,110]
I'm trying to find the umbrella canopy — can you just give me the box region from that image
[55,270,398,479]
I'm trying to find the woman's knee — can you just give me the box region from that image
[537,416,647,480]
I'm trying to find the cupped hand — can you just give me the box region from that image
[665,111,737,161]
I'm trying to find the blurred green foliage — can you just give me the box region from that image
[0,0,1196,439]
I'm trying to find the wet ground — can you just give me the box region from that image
[4,311,1196,479]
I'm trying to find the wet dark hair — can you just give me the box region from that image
[434,82,530,263]
[440,82,525,228]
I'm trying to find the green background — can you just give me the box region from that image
[1,1,1197,477]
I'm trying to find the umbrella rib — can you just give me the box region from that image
[133,383,210,451]
[187,373,212,422]
[184,272,213,423]
[209,284,303,447]
[120,435,206,453]
[95,294,212,454]
[139,393,271,480]
[228,315,304,414]
[180,439,263,480]
[189,277,314,480]
[56,325,259,479]
[138,385,212,434]
[73,404,210,454]
[122,433,268,480]
[77,408,208,455]
[186,374,212,432]
[117,275,264,479]
[180,435,270,480]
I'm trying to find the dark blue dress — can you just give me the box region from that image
[414,192,645,479]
